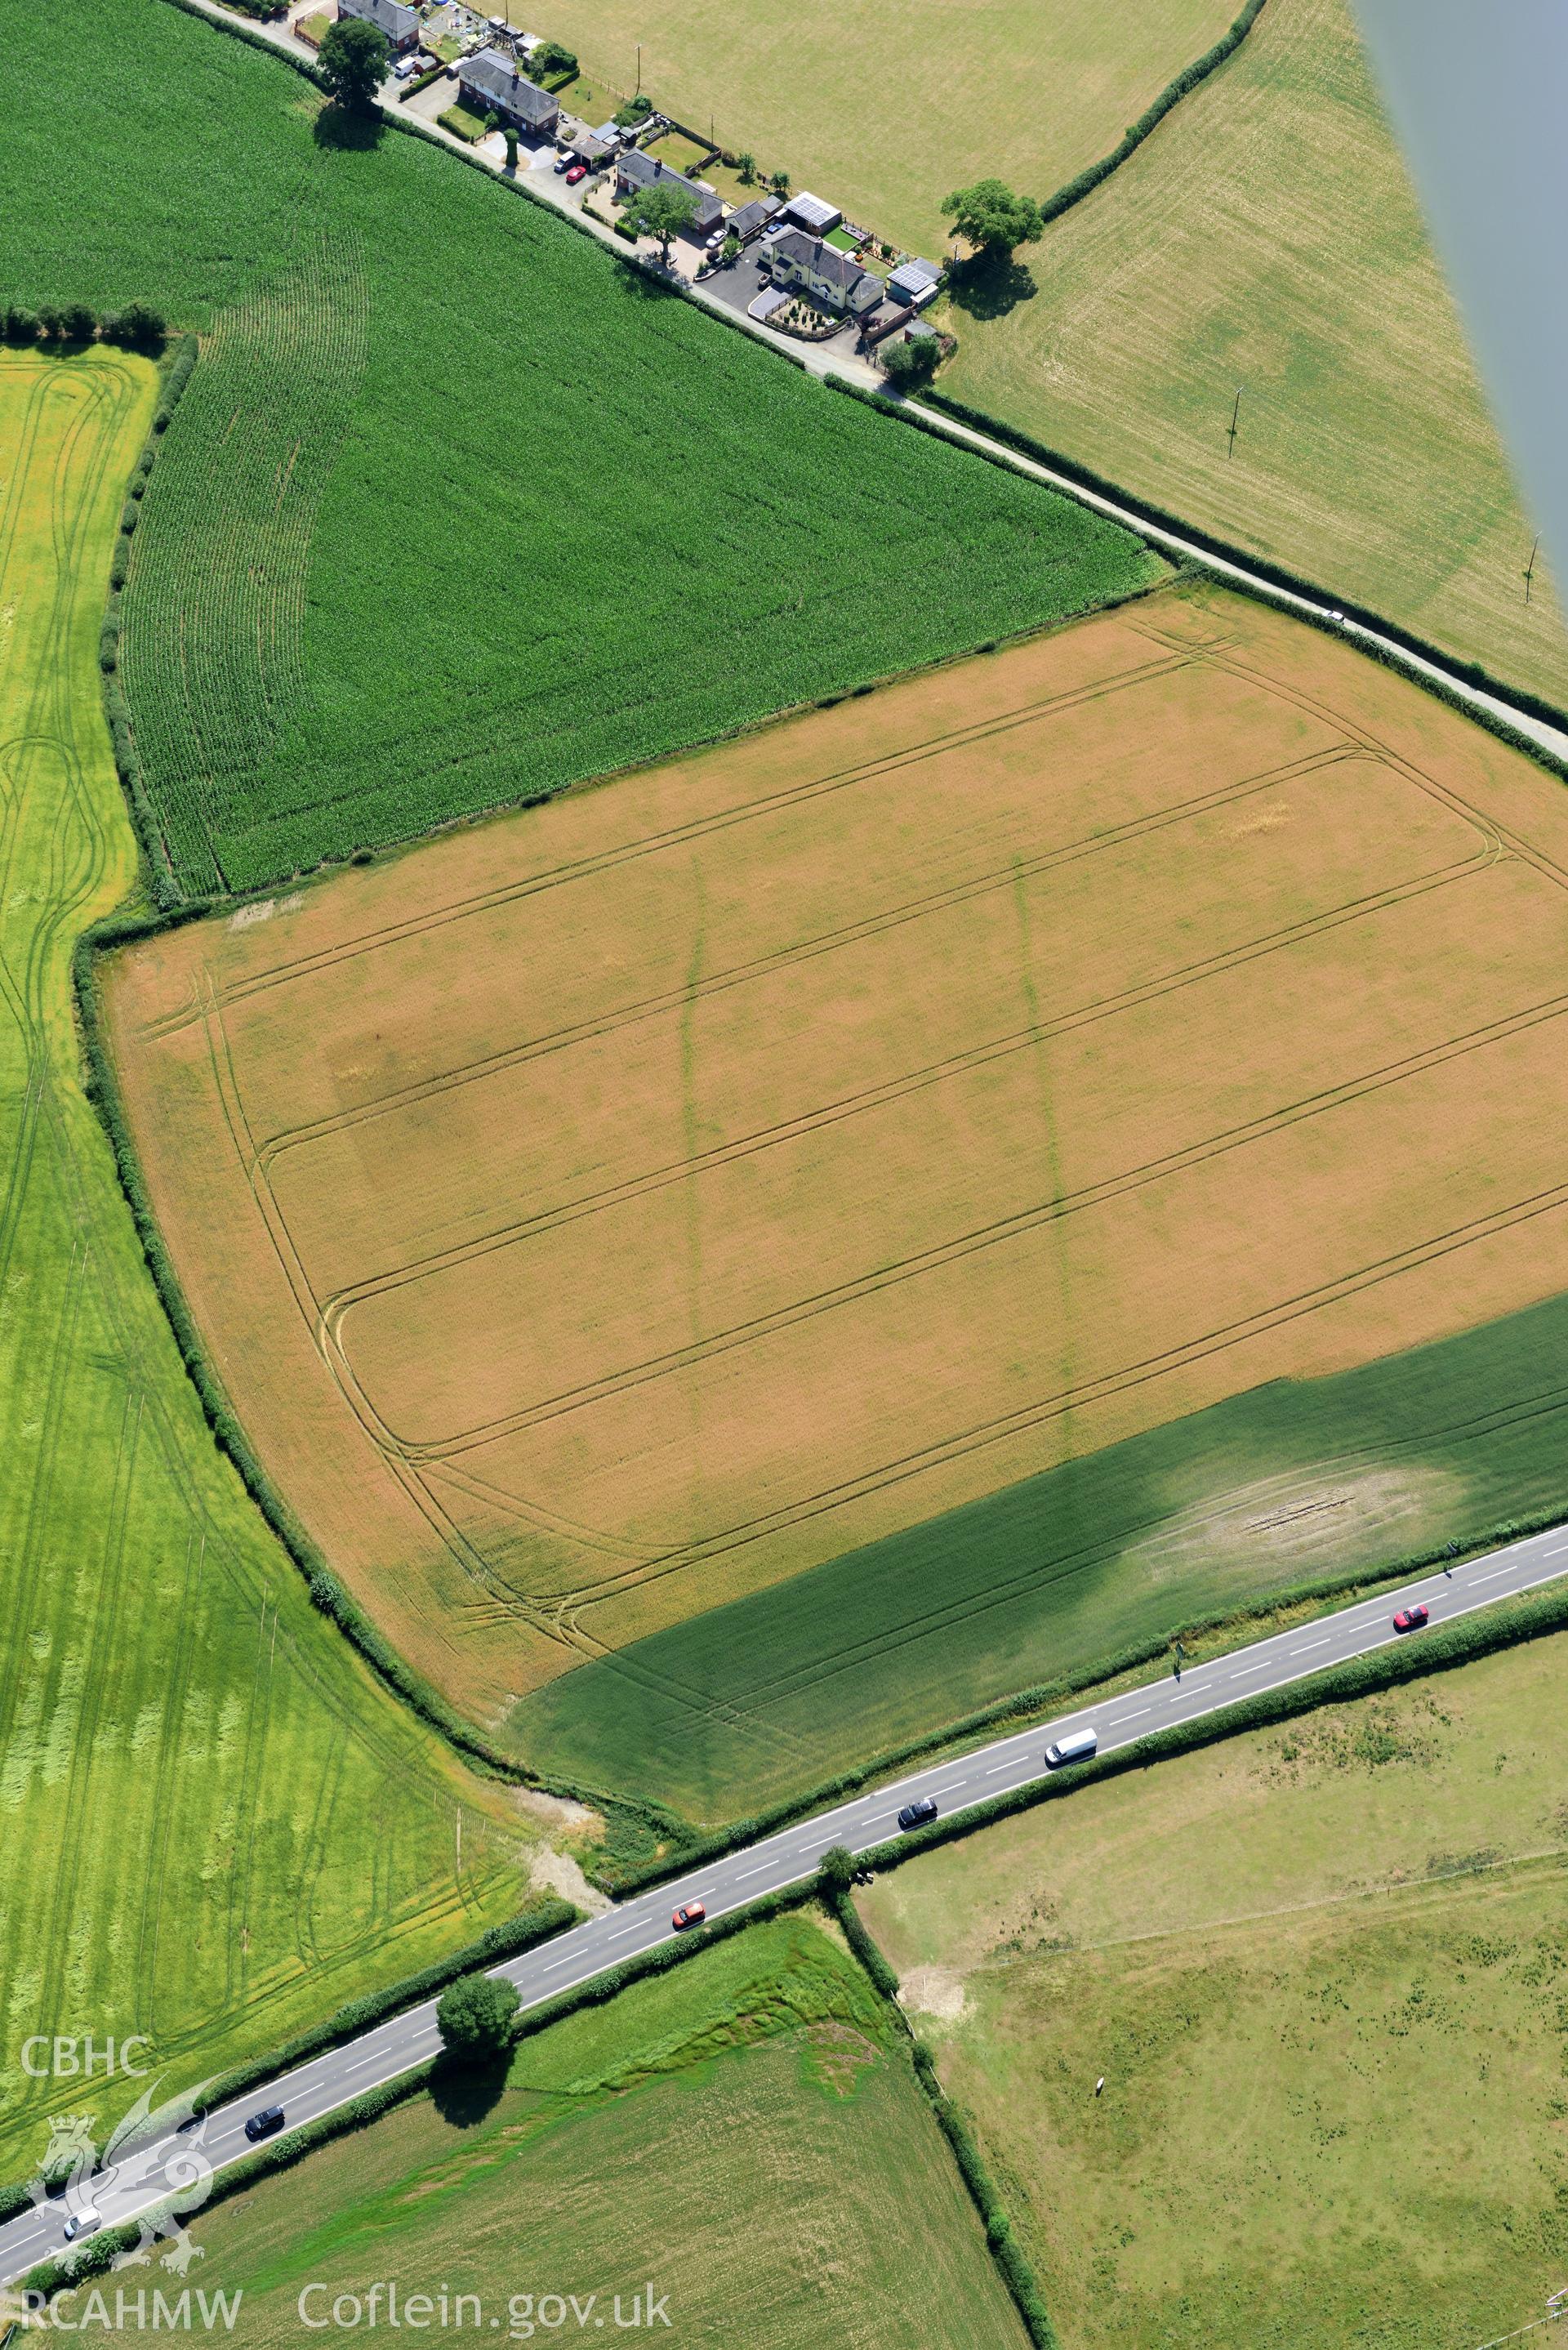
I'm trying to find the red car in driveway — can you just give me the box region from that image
[671,1901,706,1930]
[1392,1603,1430,1634]
[564,163,589,185]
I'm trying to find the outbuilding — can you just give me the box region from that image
[886,256,942,308]
[728,194,784,245]
[783,190,843,236]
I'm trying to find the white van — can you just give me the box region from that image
[1045,1727,1098,1768]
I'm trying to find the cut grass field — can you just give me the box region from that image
[0,344,544,2186]
[492,0,1239,255]
[4,0,1158,900]
[105,578,1568,1816]
[941,0,1568,716]
[180,1914,1027,2348]
[862,1631,1568,2349]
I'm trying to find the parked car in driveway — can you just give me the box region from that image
[553,149,572,172]
[564,163,588,185]
[1392,1603,1430,1633]
[897,1796,938,1831]
[671,1901,706,1930]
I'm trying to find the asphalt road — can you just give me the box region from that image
[6,1527,1567,2285]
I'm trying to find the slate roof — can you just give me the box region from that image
[770,228,879,303]
[728,194,783,241]
[457,48,559,125]
[616,148,723,235]
[340,0,419,42]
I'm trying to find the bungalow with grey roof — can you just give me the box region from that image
[765,229,881,318]
[613,148,723,240]
[457,47,560,136]
[338,0,419,50]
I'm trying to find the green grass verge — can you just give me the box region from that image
[47,1916,1028,2348]
[508,1284,1568,1819]
[863,1630,1568,2347]
[438,103,488,141]
[5,0,1160,899]
[0,342,543,2189]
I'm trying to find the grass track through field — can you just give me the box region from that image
[0,349,541,2179]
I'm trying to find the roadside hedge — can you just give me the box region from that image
[831,1890,1062,2348]
[914,387,1568,763]
[1037,0,1267,227]
[599,1505,1568,1898]
[0,1900,578,2229]
[851,1573,1568,1880]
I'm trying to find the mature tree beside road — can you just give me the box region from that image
[621,181,700,261]
[317,17,389,113]
[436,1973,521,2062]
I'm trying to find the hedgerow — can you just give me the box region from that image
[1036,0,1267,226]
[829,1890,1062,2347]
[10,0,1160,899]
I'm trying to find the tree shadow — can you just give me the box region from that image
[945,252,1037,323]
[427,2049,512,2129]
[313,101,383,153]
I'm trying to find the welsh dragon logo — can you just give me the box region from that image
[24,2082,217,2278]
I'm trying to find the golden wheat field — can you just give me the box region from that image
[104,581,1568,1744]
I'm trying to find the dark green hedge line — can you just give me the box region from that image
[198,1896,577,2114]
[160,0,319,84]
[854,1574,1568,1880]
[71,907,644,1828]
[602,1507,1565,1899]
[23,2067,433,2304]
[0,1900,578,2230]
[830,1891,1062,2348]
[1037,0,1266,228]
[99,331,197,908]
[915,387,1568,761]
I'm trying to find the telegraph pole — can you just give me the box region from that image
[635,41,641,94]
[1524,537,1539,605]
[1226,385,1244,460]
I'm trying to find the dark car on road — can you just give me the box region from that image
[243,2107,286,2143]
[897,1796,939,1832]
[1392,1603,1430,1634]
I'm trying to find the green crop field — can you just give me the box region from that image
[939,0,1568,715]
[179,1914,1027,2348]
[0,345,543,2186]
[2,0,1160,900]
[862,1632,1568,2348]
[490,0,1239,255]
[512,1282,1568,1818]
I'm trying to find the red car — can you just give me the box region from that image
[1392,1603,1430,1634]
[671,1900,706,1931]
[564,163,589,185]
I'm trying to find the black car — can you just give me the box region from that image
[897,1795,939,1832]
[243,2106,286,2143]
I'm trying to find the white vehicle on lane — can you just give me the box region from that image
[1045,1727,1098,1768]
